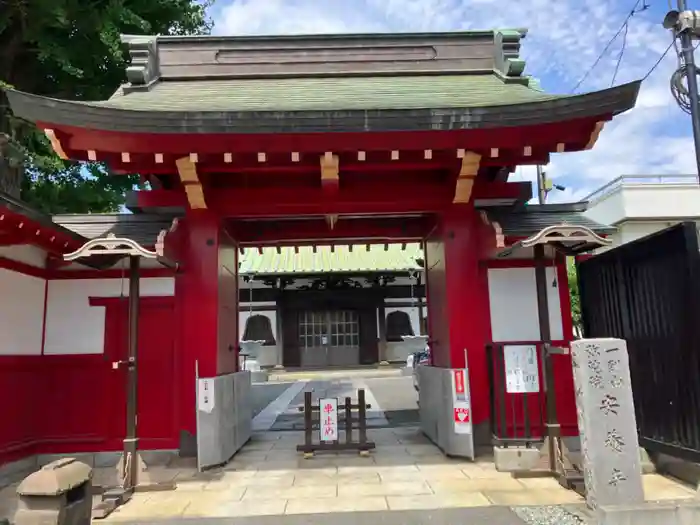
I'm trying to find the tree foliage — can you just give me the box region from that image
[566,257,582,338]
[0,0,213,213]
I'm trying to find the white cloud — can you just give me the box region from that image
[212,0,696,201]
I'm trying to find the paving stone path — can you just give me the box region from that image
[0,370,696,523]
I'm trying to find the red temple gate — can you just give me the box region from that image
[1,29,640,471]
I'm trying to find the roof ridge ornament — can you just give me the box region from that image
[120,35,160,88]
[494,30,526,79]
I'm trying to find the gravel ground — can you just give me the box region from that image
[511,506,588,525]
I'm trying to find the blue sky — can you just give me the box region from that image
[206,0,694,202]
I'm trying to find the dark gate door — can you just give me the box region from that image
[577,222,700,461]
[299,310,360,367]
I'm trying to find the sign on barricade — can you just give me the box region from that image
[297,389,376,456]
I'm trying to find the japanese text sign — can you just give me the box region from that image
[319,397,338,442]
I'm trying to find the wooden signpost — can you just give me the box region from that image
[297,389,376,456]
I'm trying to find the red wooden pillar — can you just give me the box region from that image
[175,212,239,447]
[424,207,492,429]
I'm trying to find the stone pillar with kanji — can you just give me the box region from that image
[570,338,644,510]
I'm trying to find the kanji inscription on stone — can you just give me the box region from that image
[570,339,644,511]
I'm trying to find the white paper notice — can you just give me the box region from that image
[198,378,215,413]
[503,345,540,394]
[319,397,338,442]
[451,369,473,435]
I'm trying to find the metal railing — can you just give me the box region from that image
[582,174,700,204]
[487,343,546,447]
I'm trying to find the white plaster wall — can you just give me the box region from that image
[0,245,47,267]
[44,278,174,355]
[0,268,45,355]
[487,268,563,342]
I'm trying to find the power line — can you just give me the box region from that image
[570,0,650,93]
[611,23,630,87]
[643,39,676,81]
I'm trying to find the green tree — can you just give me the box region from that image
[0,0,213,213]
[566,257,582,338]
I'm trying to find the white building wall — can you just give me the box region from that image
[621,185,700,219]
[0,268,45,355]
[583,189,627,226]
[585,180,700,228]
[44,278,174,355]
[618,221,682,245]
[584,178,700,252]
[487,267,563,342]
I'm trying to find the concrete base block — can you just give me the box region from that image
[652,453,700,487]
[37,452,96,468]
[598,501,700,525]
[0,457,37,489]
[494,446,541,472]
[639,449,656,475]
[251,371,268,383]
[93,452,122,468]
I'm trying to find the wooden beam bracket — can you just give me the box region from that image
[453,151,482,204]
[175,156,207,209]
[585,121,605,150]
[320,152,340,194]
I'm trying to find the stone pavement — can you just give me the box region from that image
[101,427,591,521]
[0,371,697,523]
[100,507,530,524]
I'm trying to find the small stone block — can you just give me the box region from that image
[303,453,314,459]
[92,499,118,520]
[359,450,371,458]
[598,501,700,525]
[133,481,176,492]
[494,446,541,472]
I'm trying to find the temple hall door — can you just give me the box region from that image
[299,310,360,367]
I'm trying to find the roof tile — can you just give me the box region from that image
[104,75,559,112]
[239,244,423,275]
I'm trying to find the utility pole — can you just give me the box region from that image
[676,1,700,180]
[536,165,546,204]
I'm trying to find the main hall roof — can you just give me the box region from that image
[239,244,423,275]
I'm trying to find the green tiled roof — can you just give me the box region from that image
[104,75,560,112]
[239,244,423,275]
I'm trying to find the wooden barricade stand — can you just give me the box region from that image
[297,389,376,457]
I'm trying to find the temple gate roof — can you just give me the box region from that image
[4,30,639,136]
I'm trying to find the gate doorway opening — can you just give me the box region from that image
[299,310,360,367]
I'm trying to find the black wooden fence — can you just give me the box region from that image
[577,222,700,462]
